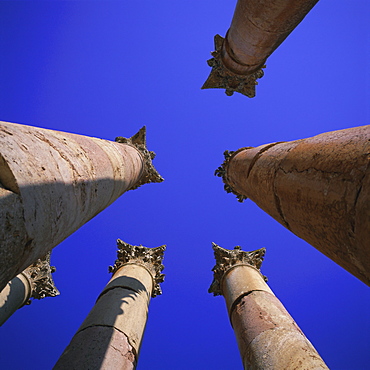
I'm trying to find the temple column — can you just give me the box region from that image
[202,0,318,97]
[0,252,59,326]
[0,121,163,291]
[209,243,328,369]
[215,125,370,285]
[54,240,166,370]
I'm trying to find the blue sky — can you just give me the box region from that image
[0,1,369,369]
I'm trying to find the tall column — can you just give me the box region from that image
[0,252,59,326]
[209,243,328,369]
[202,0,318,97]
[54,240,166,370]
[0,121,163,291]
[215,125,370,285]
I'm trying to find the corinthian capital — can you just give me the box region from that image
[209,242,267,296]
[115,126,164,190]
[202,34,264,98]
[109,240,166,297]
[22,252,60,303]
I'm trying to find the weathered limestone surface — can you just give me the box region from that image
[78,266,152,355]
[54,240,165,370]
[0,252,59,326]
[209,243,328,369]
[222,264,273,313]
[203,0,318,96]
[0,121,162,291]
[232,291,328,369]
[217,125,370,285]
[54,326,136,370]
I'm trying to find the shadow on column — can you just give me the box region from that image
[54,276,148,370]
[0,178,145,291]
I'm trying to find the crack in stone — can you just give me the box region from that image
[76,325,138,362]
[273,183,291,231]
[353,158,369,214]
[230,290,272,325]
[246,142,283,178]
[276,161,368,236]
[278,166,344,177]
[353,184,363,211]
[274,165,351,232]
[97,285,138,302]
[246,16,291,35]
[351,174,365,237]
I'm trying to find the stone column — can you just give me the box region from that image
[215,125,370,285]
[209,243,328,370]
[0,121,163,291]
[0,252,59,326]
[54,240,166,370]
[202,0,318,97]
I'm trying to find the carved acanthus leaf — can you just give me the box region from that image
[209,242,267,296]
[215,150,248,202]
[115,126,164,190]
[23,252,60,303]
[109,240,166,298]
[202,34,264,98]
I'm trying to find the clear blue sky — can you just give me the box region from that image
[0,1,369,369]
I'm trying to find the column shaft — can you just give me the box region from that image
[0,252,59,326]
[225,0,319,74]
[54,241,165,370]
[0,273,31,326]
[225,266,327,369]
[54,265,152,370]
[202,0,318,96]
[218,125,370,285]
[210,244,328,369]
[0,122,162,291]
